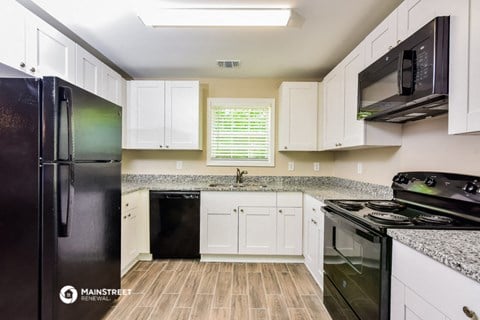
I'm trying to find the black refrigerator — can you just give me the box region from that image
[0,76,122,320]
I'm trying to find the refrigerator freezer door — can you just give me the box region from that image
[0,77,41,319]
[42,77,122,162]
[42,162,121,320]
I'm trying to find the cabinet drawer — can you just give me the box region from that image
[277,192,303,207]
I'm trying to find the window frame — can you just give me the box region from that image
[206,98,275,167]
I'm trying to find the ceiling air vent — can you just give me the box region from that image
[217,60,240,69]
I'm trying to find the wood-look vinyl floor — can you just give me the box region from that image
[103,260,332,320]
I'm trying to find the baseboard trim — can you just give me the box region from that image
[200,254,304,263]
[137,253,153,261]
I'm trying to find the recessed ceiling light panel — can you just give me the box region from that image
[138,8,291,27]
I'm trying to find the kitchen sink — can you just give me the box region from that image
[208,183,268,188]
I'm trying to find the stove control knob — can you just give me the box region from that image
[393,174,409,184]
[464,182,479,194]
[425,177,436,187]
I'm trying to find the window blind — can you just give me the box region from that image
[210,105,272,162]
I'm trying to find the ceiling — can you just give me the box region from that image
[28,0,402,80]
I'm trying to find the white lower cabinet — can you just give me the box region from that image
[303,194,325,290]
[200,191,302,256]
[238,206,277,254]
[121,190,149,275]
[391,240,480,320]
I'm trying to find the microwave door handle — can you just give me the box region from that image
[397,50,415,96]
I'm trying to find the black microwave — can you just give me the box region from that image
[358,16,449,123]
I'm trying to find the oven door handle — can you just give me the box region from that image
[323,208,382,244]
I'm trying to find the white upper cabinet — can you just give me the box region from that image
[102,64,124,106]
[278,82,319,151]
[126,80,201,150]
[25,12,76,82]
[364,9,398,66]
[466,0,480,133]
[75,45,102,95]
[126,81,166,149]
[323,65,344,149]
[0,1,27,73]
[165,81,201,150]
[322,42,402,150]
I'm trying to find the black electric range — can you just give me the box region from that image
[322,172,480,320]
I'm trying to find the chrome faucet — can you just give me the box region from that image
[236,168,248,184]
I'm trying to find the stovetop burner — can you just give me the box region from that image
[416,215,454,225]
[367,212,412,225]
[335,200,364,211]
[365,201,406,212]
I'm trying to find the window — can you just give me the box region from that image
[207,98,275,166]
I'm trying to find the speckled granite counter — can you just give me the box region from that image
[121,174,393,201]
[388,229,480,284]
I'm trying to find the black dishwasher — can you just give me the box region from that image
[149,191,200,259]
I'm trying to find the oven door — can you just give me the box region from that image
[323,208,390,320]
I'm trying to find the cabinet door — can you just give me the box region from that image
[25,13,76,82]
[102,65,123,105]
[238,207,277,255]
[277,207,302,255]
[76,45,102,95]
[126,81,165,149]
[342,43,366,147]
[397,0,437,41]
[164,81,201,150]
[323,66,344,149]
[121,192,140,272]
[200,192,238,254]
[278,82,318,151]
[364,10,398,66]
[303,196,317,270]
[466,0,480,132]
[0,1,27,73]
[313,208,324,289]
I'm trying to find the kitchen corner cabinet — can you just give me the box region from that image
[125,80,201,150]
[391,240,480,320]
[121,190,149,275]
[278,82,319,151]
[303,195,324,290]
[323,42,402,150]
[200,191,303,256]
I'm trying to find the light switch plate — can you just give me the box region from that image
[357,162,363,174]
[288,162,295,171]
[313,162,320,171]
[176,161,183,170]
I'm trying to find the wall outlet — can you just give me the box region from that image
[357,162,363,174]
[313,162,320,171]
[176,161,183,170]
[288,162,295,171]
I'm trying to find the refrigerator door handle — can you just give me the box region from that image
[57,164,74,238]
[58,86,73,161]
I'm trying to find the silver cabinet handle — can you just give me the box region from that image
[397,39,401,44]
[279,209,283,213]
[284,146,288,150]
[166,145,169,148]
[463,306,478,319]
[233,209,237,213]
[312,207,316,211]
[240,209,244,213]
[123,216,127,219]
[20,62,25,68]
[125,203,129,207]
[388,45,393,50]
[128,213,131,217]
[311,219,317,225]
[159,145,163,148]
[30,67,36,73]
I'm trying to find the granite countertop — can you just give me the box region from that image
[388,229,480,284]
[121,174,393,201]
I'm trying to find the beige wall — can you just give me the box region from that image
[122,78,334,176]
[333,115,480,186]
